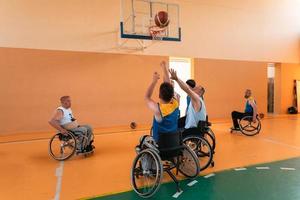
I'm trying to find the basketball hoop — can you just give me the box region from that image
[149,25,167,41]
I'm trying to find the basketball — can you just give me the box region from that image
[130,122,137,129]
[154,11,170,28]
[259,113,265,119]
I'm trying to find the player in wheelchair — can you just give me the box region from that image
[131,64,199,198]
[48,96,95,161]
[170,69,215,171]
[230,89,262,136]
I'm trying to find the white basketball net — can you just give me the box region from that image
[149,25,167,41]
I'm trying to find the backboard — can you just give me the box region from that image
[120,0,181,41]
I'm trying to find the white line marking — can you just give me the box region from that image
[234,167,247,171]
[261,138,300,151]
[280,167,296,171]
[256,167,270,170]
[187,180,198,186]
[54,161,64,200]
[204,173,215,178]
[172,191,183,198]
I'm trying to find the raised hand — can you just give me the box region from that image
[169,68,178,81]
[153,72,160,82]
[160,61,167,68]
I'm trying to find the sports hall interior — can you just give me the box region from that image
[0,0,300,200]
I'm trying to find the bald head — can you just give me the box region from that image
[60,96,71,108]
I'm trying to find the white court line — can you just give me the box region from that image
[54,161,64,200]
[256,167,270,170]
[172,191,183,198]
[261,138,300,151]
[280,167,296,171]
[204,173,215,178]
[234,167,247,171]
[187,180,198,186]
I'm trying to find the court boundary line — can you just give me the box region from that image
[259,137,300,151]
[0,128,151,145]
[54,161,64,200]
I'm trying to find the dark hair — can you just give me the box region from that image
[159,82,174,102]
[186,79,196,88]
[60,96,70,102]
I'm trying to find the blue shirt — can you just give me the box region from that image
[152,99,180,142]
[245,97,255,113]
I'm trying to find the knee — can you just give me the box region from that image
[82,124,93,132]
[86,125,93,132]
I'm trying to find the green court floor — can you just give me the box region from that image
[88,157,300,200]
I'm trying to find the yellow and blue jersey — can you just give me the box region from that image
[152,98,180,142]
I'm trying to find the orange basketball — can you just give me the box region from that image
[259,113,265,119]
[130,122,137,129]
[154,11,170,28]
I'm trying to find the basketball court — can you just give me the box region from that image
[0,0,300,200]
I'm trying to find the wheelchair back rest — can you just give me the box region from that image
[183,127,205,137]
[197,121,210,132]
[158,132,183,160]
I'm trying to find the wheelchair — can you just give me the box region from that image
[150,116,216,153]
[131,132,200,198]
[181,120,215,172]
[230,115,261,136]
[49,131,94,161]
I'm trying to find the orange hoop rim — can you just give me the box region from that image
[149,25,167,40]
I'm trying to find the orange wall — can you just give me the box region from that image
[0,47,298,134]
[280,63,300,113]
[194,58,268,119]
[0,47,167,134]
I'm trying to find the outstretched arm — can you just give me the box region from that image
[145,72,161,120]
[161,61,171,83]
[169,69,201,112]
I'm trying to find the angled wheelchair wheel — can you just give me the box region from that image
[239,116,261,136]
[49,132,77,161]
[183,135,213,171]
[131,149,163,198]
[177,144,200,178]
[203,130,216,152]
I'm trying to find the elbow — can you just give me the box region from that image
[144,96,149,102]
[48,120,54,126]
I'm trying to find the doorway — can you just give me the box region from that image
[267,63,275,113]
[169,57,193,116]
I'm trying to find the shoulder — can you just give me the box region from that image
[171,98,179,107]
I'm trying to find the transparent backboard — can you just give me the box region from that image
[120,0,181,41]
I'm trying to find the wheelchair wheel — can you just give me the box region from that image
[49,132,77,161]
[131,149,163,198]
[183,135,213,171]
[239,116,261,136]
[177,144,200,178]
[203,130,216,152]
